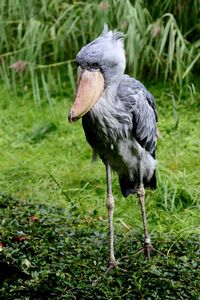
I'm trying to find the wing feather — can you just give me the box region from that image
[117,75,157,154]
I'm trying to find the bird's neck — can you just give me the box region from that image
[90,75,123,118]
[104,75,123,101]
[103,85,118,101]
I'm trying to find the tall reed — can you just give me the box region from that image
[0,0,199,105]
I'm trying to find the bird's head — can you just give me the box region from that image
[68,25,126,123]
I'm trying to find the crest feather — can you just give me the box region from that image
[112,30,124,41]
[100,24,124,44]
[100,24,109,36]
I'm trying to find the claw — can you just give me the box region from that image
[133,238,153,259]
[105,260,117,273]
[134,241,166,259]
[106,260,128,273]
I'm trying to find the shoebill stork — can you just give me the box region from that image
[68,25,157,268]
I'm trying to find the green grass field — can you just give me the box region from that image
[0,0,200,298]
[0,84,200,299]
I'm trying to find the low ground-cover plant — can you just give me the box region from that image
[0,193,199,299]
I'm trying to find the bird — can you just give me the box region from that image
[68,25,158,269]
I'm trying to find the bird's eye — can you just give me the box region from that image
[90,62,99,70]
[76,61,80,67]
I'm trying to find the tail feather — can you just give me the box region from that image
[119,171,156,198]
[144,171,157,190]
[119,176,138,198]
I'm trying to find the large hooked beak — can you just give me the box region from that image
[68,67,104,123]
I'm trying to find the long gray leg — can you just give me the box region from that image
[137,157,152,259]
[106,162,116,268]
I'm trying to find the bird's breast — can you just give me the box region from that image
[89,96,131,146]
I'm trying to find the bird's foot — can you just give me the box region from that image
[106,259,117,273]
[134,238,166,259]
[133,237,153,259]
[106,259,127,273]
[107,259,117,272]
[134,244,153,259]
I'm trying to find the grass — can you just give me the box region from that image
[0,1,200,297]
[0,84,200,298]
[0,0,200,97]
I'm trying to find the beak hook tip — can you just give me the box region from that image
[68,111,73,123]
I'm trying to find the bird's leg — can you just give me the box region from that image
[106,162,116,269]
[137,157,152,260]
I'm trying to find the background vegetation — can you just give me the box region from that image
[0,0,200,103]
[0,0,200,299]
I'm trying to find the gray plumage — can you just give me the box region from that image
[69,25,158,264]
[77,26,157,197]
